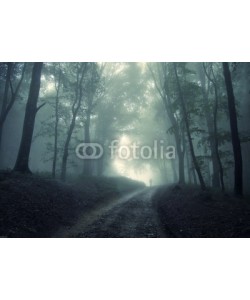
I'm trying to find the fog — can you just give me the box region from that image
[0,62,249,192]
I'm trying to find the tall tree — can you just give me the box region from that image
[197,63,221,188]
[202,63,225,191]
[0,63,26,154]
[61,63,88,181]
[82,63,102,176]
[52,64,62,178]
[148,63,186,184]
[14,63,43,173]
[173,63,206,190]
[222,62,243,196]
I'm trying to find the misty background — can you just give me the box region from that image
[0,62,249,193]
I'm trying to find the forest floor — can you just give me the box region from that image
[1,171,250,238]
[0,171,144,237]
[155,185,250,237]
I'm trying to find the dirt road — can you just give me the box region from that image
[56,188,167,238]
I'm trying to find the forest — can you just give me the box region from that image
[0,62,250,238]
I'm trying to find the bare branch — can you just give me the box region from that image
[147,63,164,99]
[36,102,46,113]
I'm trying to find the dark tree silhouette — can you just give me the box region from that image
[223,62,243,196]
[52,64,62,178]
[173,63,206,190]
[202,63,225,191]
[14,63,43,173]
[82,63,102,176]
[0,63,26,153]
[148,63,186,184]
[61,63,88,181]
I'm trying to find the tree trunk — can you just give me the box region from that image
[186,148,192,184]
[83,111,92,176]
[201,63,225,191]
[61,117,77,181]
[192,162,198,185]
[222,62,243,196]
[13,63,43,173]
[170,158,178,182]
[176,142,185,184]
[148,63,185,184]
[61,63,87,181]
[173,63,206,190]
[0,63,26,168]
[52,67,61,178]
[0,63,13,152]
[198,63,220,188]
[211,68,225,191]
